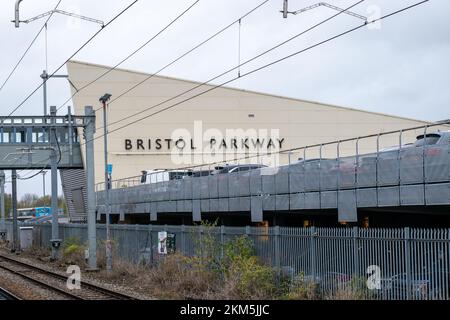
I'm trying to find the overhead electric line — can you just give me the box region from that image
[13,0,430,177]
[98,0,430,139]
[0,0,63,94]
[56,0,203,112]
[101,0,270,111]
[97,0,365,129]
[6,0,139,118]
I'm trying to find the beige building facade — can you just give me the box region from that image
[67,60,431,186]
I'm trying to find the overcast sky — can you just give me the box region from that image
[0,0,448,198]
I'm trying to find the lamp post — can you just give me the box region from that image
[100,93,112,272]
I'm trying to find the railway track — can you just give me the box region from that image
[0,254,138,300]
[0,286,21,300]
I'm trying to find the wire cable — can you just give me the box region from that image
[6,0,139,118]
[10,0,430,181]
[97,0,364,129]
[0,0,63,94]
[57,0,269,112]
[56,0,203,112]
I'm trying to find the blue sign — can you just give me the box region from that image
[107,164,113,175]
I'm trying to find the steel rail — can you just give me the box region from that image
[0,254,138,300]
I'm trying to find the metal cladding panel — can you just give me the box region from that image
[250,171,262,195]
[208,175,219,198]
[199,176,210,199]
[240,197,251,211]
[263,195,276,210]
[183,179,193,199]
[192,178,201,199]
[377,151,400,186]
[218,175,229,198]
[304,162,320,191]
[229,198,240,212]
[425,183,450,205]
[289,168,305,193]
[275,171,289,195]
[169,180,182,200]
[400,147,424,184]
[338,190,357,222]
[238,172,251,197]
[262,174,275,194]
[228,174,240,197]
[304,192,320,209]
[201,199,210,212]
[357,188,377,207]
[321,191,337,209]
[210,199,220,212]
[152,183,165,201]
[141,188,152,202]
[136,203,147,213]
[162,182,171,201]
[339,157,356,189]
[251,197,263,222]
[320,159,338,191]
[425,145,450,182]
[357,154,377,187]
[150,202,157,221]
[193,200,201,221]
[218,198,229,212]
[290,193,305,210]
[400,185,425,206]
[176,200,185,212]
[378,187,400,207]
[184,200,193,212]
[275,195,289,211]
[157,201,169,213]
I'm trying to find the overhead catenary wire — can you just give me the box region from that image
[22,0,430,178]
[96,0,365,130]
[57,0,269,112]
[56,0,203,112]
[6,0,139,118]
[0,0,63,94]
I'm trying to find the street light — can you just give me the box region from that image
[100,93,112,272]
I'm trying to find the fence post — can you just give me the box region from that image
[310,226,316,280]
[149,224,153,264]
[274,226,281,273]
[404,227,411,300]
[353,226,359,276]
[181,224,186,255]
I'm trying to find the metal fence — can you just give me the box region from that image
[6,222,450,300]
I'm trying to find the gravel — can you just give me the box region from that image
[0,248,154,300]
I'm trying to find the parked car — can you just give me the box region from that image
[211,164,267,175]
[140,169,192,183]
[184,169,213,178]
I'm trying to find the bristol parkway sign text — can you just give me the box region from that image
[124,137,285,151]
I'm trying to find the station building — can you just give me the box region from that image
[67,60,430,189]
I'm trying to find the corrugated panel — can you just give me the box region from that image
[60,169,87,222]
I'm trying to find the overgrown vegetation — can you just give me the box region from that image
[60,236,86,267]
[20,222,368,300]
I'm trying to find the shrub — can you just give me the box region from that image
[61,236,86,267]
